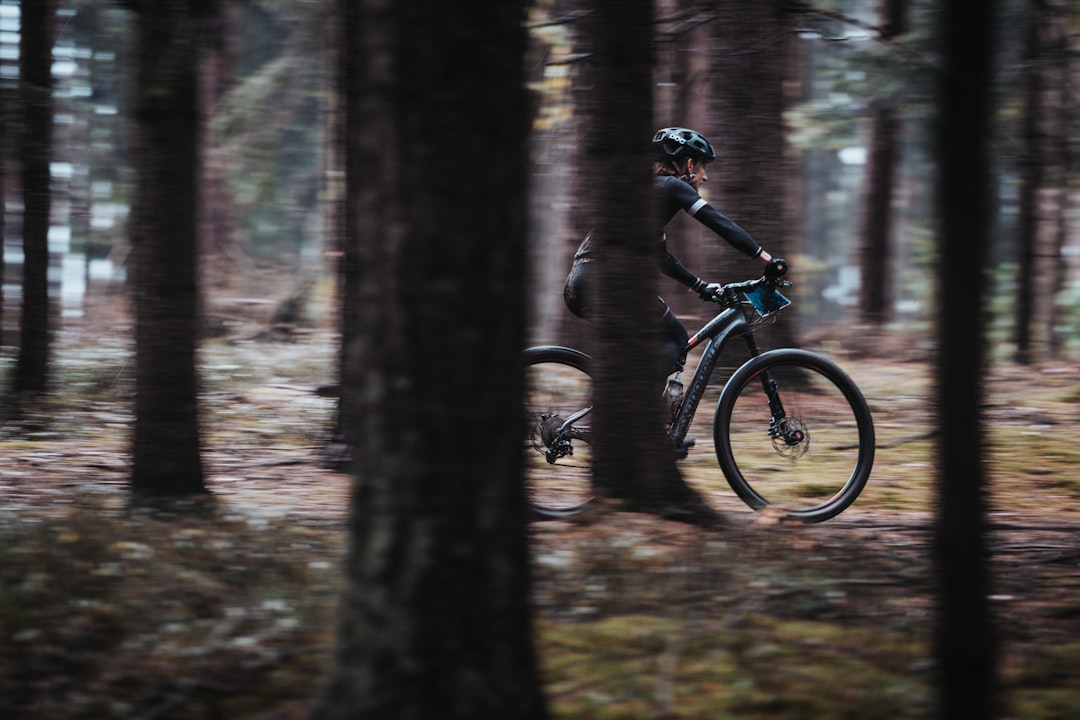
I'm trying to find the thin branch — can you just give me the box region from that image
[785,2,937,70]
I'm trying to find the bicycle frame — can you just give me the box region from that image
[667,292,765,447]
[547,279,790,454]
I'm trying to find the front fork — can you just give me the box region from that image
[746,332,802,448]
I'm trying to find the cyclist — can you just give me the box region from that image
[563,126,787,373]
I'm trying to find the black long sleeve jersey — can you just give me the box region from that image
[655,175,762,288]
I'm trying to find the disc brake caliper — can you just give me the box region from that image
[769,415,809,458]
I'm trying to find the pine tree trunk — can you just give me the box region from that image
[708,1,796,348]
[858,101,899,324]
[933,0,999,716]
[312,1,546,717]
[575,0,716,522]
[324,0,360,469]
[0,69,6,352]
[14,0,54,396]
[130,1,207,496]
[1013,0,1042,364]
[199,1,238,290]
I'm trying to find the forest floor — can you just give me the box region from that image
[2,299,1080,719]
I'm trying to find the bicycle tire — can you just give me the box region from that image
[714,348,875,523]
[522,346,594,519]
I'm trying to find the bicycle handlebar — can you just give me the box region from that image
[714,275,790,298]
[702,275,793,319]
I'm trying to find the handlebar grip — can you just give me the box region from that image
[764,257,788,280]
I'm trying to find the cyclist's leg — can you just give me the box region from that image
[563,256,591,317]
[658,297,689,375]
[658,297,695,457]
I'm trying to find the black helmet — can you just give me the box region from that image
[653,127,716,164]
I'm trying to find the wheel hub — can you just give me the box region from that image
[770,416,809,458]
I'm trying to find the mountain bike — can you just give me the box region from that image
[523,274,875,523]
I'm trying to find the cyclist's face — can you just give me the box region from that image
[688,160,708,190]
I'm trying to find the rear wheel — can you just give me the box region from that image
[522,347,593,518]
[714,349,875,523]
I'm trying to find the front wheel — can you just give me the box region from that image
[523,346,594,518]
[714,349,875,523]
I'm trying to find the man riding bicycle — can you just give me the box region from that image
[563,126,788,374]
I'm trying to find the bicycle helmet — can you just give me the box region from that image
[653,127,716,164]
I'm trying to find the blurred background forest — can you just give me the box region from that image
[1,1,1079,718]
[1,0,1077,362]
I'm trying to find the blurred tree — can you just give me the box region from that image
[1013,0,1073,362]
[858,0,909,325]
[784,2,942,330]
[13,0,55,396]
[1013,0,1043,365]
[1041,0,1076,358]
[311,0,546,717]
[0,56,6,352]
[126,0,212,496]
[933,0,998,716]
[199,0,239,288]
[708,1,797,348]
[577,1,717,522]
[657,2,718,324]
[323,0,354,469]
[63,0,134,278]
[550,0,592,352]
[210,0,330,267]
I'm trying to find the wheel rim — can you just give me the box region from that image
[719,355,872,521]
[523,358,593,517]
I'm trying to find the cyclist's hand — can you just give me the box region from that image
[696,281,723,301]
[764,257,789,280]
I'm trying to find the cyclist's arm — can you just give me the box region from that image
[661,177,764,261]
[658,241,699,288]
[655,177,774,291]
[685,199,763,259]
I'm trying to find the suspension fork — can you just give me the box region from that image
[740,326,788,421]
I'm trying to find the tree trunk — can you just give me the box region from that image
[858,101,899,324]
[1013,0,1043,364]
[324,0,358,469]
[129,1,208,497]
[554,0,592,352]
[856,0,910,326]
[311,1,546,717]
[575,1,715,523]
[1016,0,1071,361]
[654,0,715,323]
[933,0,999,716]
[0,69,6,352]
[1044,1,1072,359]
[708,1,796,348]
[13,0,54,396]
[199,0,238,290]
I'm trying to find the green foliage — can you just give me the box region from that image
[211,1,331,262]
[785,0,940,153]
